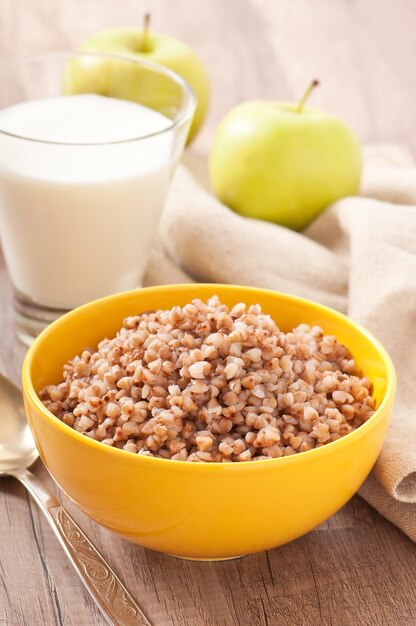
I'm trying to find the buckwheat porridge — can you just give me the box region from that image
[40,296,375,462]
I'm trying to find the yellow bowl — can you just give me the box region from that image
[23,284,396,560]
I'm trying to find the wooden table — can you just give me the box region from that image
[1,1,416,624]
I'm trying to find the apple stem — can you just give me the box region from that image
[296,79,320,113]
[141,12,151,52]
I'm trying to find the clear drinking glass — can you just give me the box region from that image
[0,52,195,345]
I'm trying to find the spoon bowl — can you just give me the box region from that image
[0,374,38,474]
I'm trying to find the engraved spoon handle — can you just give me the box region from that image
[14,467,152,626]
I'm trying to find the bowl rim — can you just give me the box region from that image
[22,283,396,472]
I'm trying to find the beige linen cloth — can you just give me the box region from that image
[144,145,416,541]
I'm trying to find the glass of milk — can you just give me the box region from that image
[0,52,196,344]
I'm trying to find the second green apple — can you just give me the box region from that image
[65,17,209,145]
[209,81,361,230]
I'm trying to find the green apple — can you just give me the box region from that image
[209,81,361,230]
[64,15,209,145]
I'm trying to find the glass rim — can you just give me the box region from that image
[0,51,197,146]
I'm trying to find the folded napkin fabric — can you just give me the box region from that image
[145,145,416,541]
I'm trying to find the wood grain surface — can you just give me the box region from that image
[1,1,416,625]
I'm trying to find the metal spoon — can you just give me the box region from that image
[0,373,152,626]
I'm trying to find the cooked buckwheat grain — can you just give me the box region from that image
[40,296,375,462]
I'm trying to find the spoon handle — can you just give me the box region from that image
[14,468,152,626]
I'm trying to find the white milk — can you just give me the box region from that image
[0,95,174,309]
